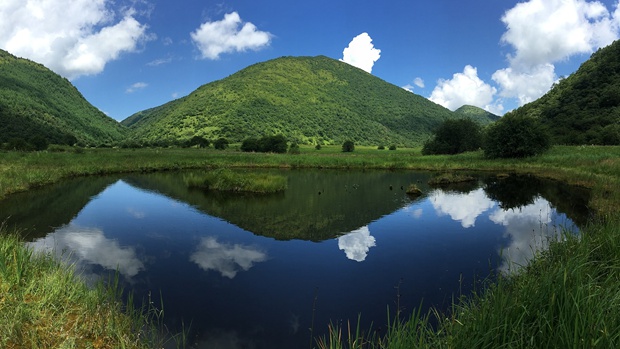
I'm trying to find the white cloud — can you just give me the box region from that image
[0,0,150,79]
[190,237,267,278]
[340,32,381,73]
[414,77,425,88]
[29,225,144,278]
[191,12,272,60]
[429,65,498,112]
[494,0,620,105]
[430,188,496,228]
[492,64,557,105]
[126,82,148,93]
[337,226,376,262]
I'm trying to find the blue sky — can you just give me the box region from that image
[2,0,620,121]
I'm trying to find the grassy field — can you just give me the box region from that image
[1,145,619,348]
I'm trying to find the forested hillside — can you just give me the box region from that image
[506,40,620,145]
[0,49,126,146]
[454,105,500,125]
[123,56,458,146]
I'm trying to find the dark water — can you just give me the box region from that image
[0,170,590,348]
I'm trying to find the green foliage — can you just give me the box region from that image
[342,140,355,152]
[288,142,301,154]
[389,145,397,150]
[378,145,385,150]
[507,40,620,145]
[241,134,288,153]
[122,56,459,147]
[213,137,229,150]
[184,168,287,193]
[484,114,551,158]
[454,105,500,125]
[422,119,482,155]
[315,144,322,150]
[186,135,210,148]
[0,49,126,146]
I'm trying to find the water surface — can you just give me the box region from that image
[0,170,590,348]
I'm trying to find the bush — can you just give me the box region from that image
[389,145,397,150]
[241,138,260,152]
[288,142,301,154]
[241,135,288,153]
[377,145,385,150]
[214,138,229,150]
[422,119,482,155]
[484,114,551,158]
[342,140,355,152]
[29,135,48,151]
[315,144,322,150]
[6,138,32,151]
[187,136,210,148]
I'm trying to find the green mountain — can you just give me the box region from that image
[0,49,126,146]
[506,40,620,145]
[454,105,500,125]
[123,55,457,146]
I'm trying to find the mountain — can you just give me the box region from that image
[123,55,458,146]
[0,49,126,146]
[454,105,500,125]
[506,40,620,145]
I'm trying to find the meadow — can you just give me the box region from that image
[1,145,619,348]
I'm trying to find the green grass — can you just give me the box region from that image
[0,232,182,349]
[1,145,620,348]
[184,168,287,193]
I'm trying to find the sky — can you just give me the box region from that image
[2,0,620,121]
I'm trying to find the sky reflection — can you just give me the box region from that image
[430,188,496,228]
[190,237,268,278]
[337,226,376,262]
[28,224,144,279]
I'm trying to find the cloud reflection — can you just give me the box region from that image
[337,226,376,262]
[190,237,267,279]
[489,197,563,274]
[430,188,495,228]
[28,225,144,278]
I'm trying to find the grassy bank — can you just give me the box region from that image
[1,145,619,348]
[0,233,179,349]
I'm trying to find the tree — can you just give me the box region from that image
[241,137,260,152]
[484,114,551,158]
[342,140,355,152]
[422,119,482,155]
[214,137,229,150]
[188,135,210,148]
[288,142,301,154]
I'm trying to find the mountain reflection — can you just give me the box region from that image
[430,188,495,228]
[190,237,268,278]
[28,224,144,279]
[337,226,376,262]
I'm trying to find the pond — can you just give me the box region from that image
[0,169,590,348]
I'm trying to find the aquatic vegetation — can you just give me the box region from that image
[184,168,288,193]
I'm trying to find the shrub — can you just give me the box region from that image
[288,142,301,154]
[342,140,355,152]
[484,114,551,158]
[315,144,322,150]
[241,135,288,153]
[241,138,260,152]
[378,145,385,150]
[187,136,210,148]
[6,138,32,151]
[214,138,229,150]
[29,135,49,151]
[389,145,397,151]
[422,119,482,155]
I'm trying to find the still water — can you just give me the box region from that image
[0,170,589,348]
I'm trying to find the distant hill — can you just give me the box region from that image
[123,56,458,146]
[454,105,500,125]
[0,49,126,146]
[506,40,620,145]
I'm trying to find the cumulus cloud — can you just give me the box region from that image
[0,0,150,79]
[494,0,620,105]
[429,65,499,112]
[190,237,267,278]
[430,188,496,228]
[402,77,425,92]
[126,82,148,93]
[191,12,272,60]
[29,225,144,279]
[340,32,381,73]
[337,226,376,262]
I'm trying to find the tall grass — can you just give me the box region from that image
[0,231,182,349]
[183,168,287,193]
